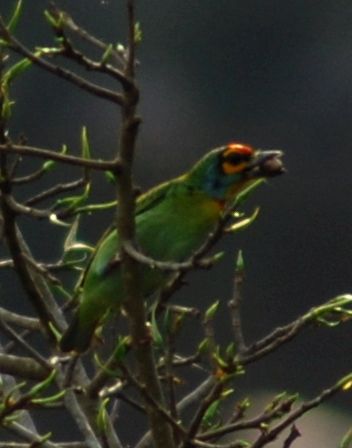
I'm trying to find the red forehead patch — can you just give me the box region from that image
[226,143,254,156]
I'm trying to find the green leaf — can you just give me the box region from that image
[231,178,265,209]
[81,126,91,159]
[225,342,237,360]
[34,46,62,56]
[205,300,220,321]
[212,347,228,370]
[96,398,110,433]
[7,0,23,33]
[61,143,68,155]
[221,388,234,399]
[3,58,32,85]
[31,390,65,405]
[340,426,352,448]
[42,160,56,172]
[63,217,80,253]
[134,22,143,44]
[48,322,62,342]
[202,399,220,429]
[1,95,14,120]
[43,9,60,29]
[198,338,210,354]
[227,207,260,233]
[54,183,91,212]
[101,44,114,64]
[105,170,117,184]
[235,250,245,273]
[94,353,121,377]
[113,336,131,362]
[150,303,163,346]
[114,336,132,362]
[74,199,118,215]
[28,370,56,397]
[212,251,224,264]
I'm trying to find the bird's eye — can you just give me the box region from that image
[223,151,251,165]
[220,143,254,174]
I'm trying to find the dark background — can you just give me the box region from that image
[1,0,352,446]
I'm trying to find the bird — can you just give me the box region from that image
[60,143,284,353]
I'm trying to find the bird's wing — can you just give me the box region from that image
[80,177,180,282]
[135,177,178,216]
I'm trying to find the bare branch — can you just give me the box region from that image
[50,6,125,66]
[135,376,217,448]
[180,380,224,448]
[0,307,40,331]
[0,318,50,368]
[120,364,187,439]
[0,192,61,340]
[62,388,103,448]
[0,16,125,105]
[250,373,352,448]
[51,20,132,88]
[283,426,301,448]
[0,353,49,380]
[0,143,121,171]
[198,395,297,441]
[228,252,246,354]
[25,178,86,206]
[123,239,220,272]
[5,422,58,448]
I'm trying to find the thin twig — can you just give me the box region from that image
[5,422,58,448]
[180,380,224,448]
[53,23,131,87]
[25,178,86,206]
[122,239,220,272]
[50,6,125,66]
[0,353,49,380]
[12,166,48,184]
[0,307,40,331]
[0,318,50,368]
[136,375,216,447]
[283,425,301,448]
[0,193,54,337]
[0,143,121,171]
[121,364,187,439]
[50,5,126,66]
[0,16,125,105]
[228,252,246,354]
[250,373,352,448]
[62,388,103,448]
[198,395,297,441]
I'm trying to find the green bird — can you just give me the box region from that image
[60,143,284,352]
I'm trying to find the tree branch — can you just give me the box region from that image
[250,373,352,448]
[0,143,121,171]
[113,2,175,447]
[0,16,125,105]
[0,307,40,331]
[0,353,49,380]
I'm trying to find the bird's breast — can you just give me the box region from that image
[136,192,223,262]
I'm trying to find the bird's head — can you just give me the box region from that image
[188,142,285,201]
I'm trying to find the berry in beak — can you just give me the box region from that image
[247,150,285,178]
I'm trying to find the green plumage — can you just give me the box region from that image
[60,144,284,352]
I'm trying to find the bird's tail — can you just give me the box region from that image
[59,312,96,353]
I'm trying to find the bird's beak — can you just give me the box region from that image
[246,149,285,178]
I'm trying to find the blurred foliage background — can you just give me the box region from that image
[1,1,351,445]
